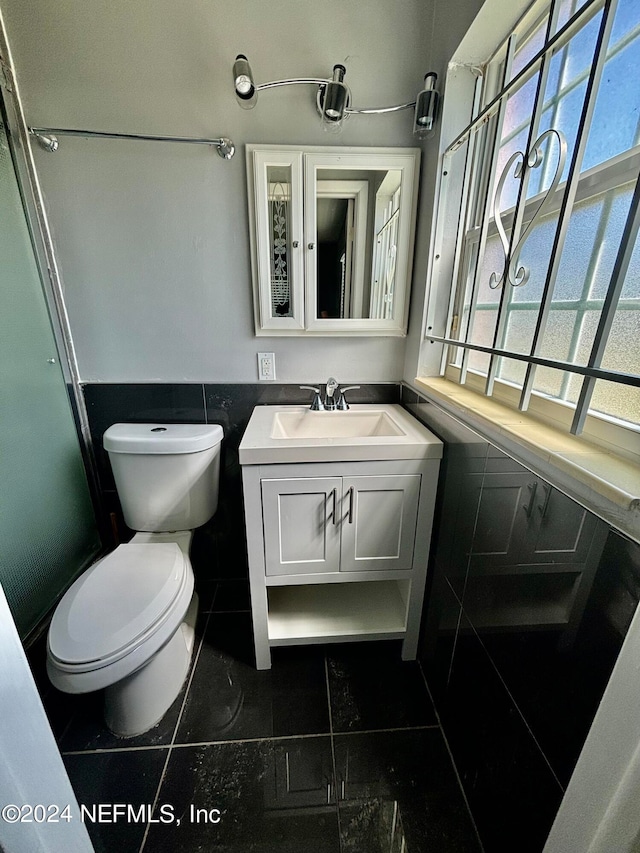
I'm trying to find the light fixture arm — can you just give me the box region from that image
[346,101,416,115]
[257,80,417,114]
[256,78,331,91]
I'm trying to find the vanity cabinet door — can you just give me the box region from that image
[262,477,341,576]
[339,474,420,573]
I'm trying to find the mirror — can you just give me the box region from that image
[248,146,419,336]
[315,170,402,322]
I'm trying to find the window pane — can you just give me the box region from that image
[530,11,601,195]
[586,184,634,299]
[495,75,540,210]
[590,379,640,426]
[511,17,548,81]
[598,229,640,380]
[539,309,579,360]
[511,211,559,306]
[620,229,640,300]
[536,184,633,366]
[601,309,640,374]
[467,233,505,358]
[583,0,640,171]
[554,0,593,36]
[468,315,496,374]
[562,8,602,81]
[500,308,538,367]
[535,312,598,400]
[533,364,577,400]
[496,354,529,386]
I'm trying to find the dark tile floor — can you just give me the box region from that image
[33,579,482,853]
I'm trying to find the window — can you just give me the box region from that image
[427,0,640,451]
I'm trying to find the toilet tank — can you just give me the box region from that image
[103,423,224,532]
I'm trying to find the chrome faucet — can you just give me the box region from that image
[299,379,361,411]
[324,377,339,410]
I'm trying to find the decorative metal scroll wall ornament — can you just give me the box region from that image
[269,182,291,316]
[489,129,567,289]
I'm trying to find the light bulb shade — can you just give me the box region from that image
[321,65,348,128]
[233,54,257,109]
[414,72,439,138]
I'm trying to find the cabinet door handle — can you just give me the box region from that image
[332,487,338,525]
[347,486,354,524]
[538,483,552,519]
[523,481,538,518]
[292,240,299,248]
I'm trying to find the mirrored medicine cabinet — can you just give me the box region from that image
[246,145,420,336]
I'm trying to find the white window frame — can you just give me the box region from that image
[422,0,640,462]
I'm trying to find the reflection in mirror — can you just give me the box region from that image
[267,164,293,318]
[371,170,402,320]
[314,169,402,320]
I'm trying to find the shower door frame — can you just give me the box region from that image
[0,26,103,526]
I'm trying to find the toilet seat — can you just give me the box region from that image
[47,543,194,693]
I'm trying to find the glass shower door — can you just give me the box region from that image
[0,122,100,639]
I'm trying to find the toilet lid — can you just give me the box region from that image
[49,543,187,666]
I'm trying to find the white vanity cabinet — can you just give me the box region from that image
[242,458,439,670]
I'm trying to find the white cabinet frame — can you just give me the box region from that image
[242,458,439,670]
[247,145,420,337]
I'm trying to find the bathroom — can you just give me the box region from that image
[1,0,640,850]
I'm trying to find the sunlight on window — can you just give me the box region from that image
[437,0,640,439]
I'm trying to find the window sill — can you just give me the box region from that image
[414,376,640,544]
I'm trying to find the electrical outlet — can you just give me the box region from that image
[258,351,276,381]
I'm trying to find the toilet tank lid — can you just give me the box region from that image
[104,423,223,454]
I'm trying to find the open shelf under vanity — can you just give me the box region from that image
[267,579,410,645]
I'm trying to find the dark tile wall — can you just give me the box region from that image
[401,383,640,853]
[82,382,400,580]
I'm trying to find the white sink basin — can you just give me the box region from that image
[270,410,406,440]
[239,404,443,464]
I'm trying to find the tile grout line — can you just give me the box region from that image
[418,659,487,853]
[462,613,566,793]
[60,724,442,756]
[138,585,218,853]
[324,654,342,845]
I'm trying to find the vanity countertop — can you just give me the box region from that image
[239,404,443,465]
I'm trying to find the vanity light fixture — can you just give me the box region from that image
[232,54,439,136]
[414,73,440,139]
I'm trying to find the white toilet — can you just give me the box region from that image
[47,422,224,737]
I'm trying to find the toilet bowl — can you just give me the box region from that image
[47,423,223,737]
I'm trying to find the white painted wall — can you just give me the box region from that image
[1,0,486,385]
[0,0,440,383]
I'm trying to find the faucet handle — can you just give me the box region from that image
[336,385,361,410]
[299,386,325,411]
